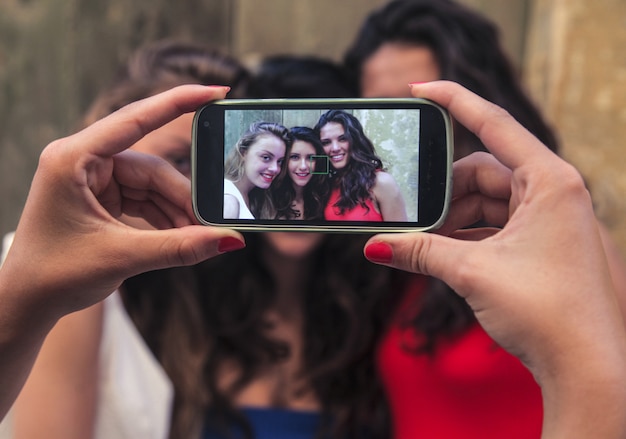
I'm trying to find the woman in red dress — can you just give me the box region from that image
[313,109,408,222]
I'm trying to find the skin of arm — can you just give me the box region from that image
[13,303,103,439]
[223,193,241,219]
[371,171,408,221]
[365,81,626,439]
[0,85,245,419]
[597,222,626,318]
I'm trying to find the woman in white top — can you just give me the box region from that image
[223,122,290,219]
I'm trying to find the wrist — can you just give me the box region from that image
[0,263,60,347]
[537,336,626,438]
[0,265,60,417]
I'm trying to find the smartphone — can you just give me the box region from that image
[192,98,453,232]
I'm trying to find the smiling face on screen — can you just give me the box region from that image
[287,140,317,188]
[319,122,351,170]
[240,134,286,191]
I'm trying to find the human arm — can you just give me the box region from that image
[364,81,626,438]
[13,303,103,439]
[223,193,241,219]
[0,85,245,418]
[372,171,408,221]
[597,223,626,318]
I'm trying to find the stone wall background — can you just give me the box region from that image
[525,0,626,253]
[1,0,624,256]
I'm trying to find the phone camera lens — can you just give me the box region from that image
[203,121,210,128]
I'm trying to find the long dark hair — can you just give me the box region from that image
[122,233,405,439]
[247,55,357,99]
[344,0,562,352]
[270,126,330,220]
[344,0,559,158]
[314,110,384,215]
[83,39,248,439]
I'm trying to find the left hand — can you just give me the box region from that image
[1,85,245,324]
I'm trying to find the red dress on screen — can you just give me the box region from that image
[378,275,543,439]
[324,187,383,221]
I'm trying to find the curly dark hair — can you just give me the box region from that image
[343,0,562,353]
[116,50,401,439]
[270,126,331,220]
[247,55,357,99]
[313,110,384,216]
[344,0,559,157]
[84,39,251,439]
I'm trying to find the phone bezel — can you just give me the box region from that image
[192,98,453,233]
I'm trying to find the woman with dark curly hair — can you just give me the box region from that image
[270,126,330,220]
[9,35,625,439]
[314,109,408,221]
[10,47,401,439]
[344,0,559,159]
[342,2,626,439]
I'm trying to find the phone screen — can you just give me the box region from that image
[193,99,452,232]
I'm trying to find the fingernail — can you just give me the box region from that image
[217,236,245,253]
[364,241,393,263]
[408,81,427,88]
[207,85,231,93]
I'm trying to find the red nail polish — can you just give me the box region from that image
[217,236,245,253]
[207,85,231,92]
[364,241,393,263]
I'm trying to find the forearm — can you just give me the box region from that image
[538,332,626,439]
[12,302,103,439]
[597,223,626,318]
[541,364,626,438]
[0,274,57,419]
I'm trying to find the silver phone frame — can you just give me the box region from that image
[192,98,453,233]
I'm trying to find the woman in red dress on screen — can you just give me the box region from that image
[313,109,407,222]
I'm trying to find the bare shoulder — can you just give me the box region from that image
[374,171,401,194]
[223,194,240,219]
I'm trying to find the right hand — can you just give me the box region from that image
[364,81,626,437]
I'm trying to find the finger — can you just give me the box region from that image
[118,226,245,275]
[120,199,189,229]
[452,152,512,200]
[436,193,509,236]
[112,150,196,220]
[410,81,557,170]
[363,233,478,295]
[121,188,195,228]
[449,228,500,241]
[75,85,229,157]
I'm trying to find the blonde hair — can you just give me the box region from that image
[224,122,291,218]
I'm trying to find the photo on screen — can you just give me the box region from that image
[222,108,420,222]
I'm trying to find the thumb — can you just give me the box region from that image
[119,226,245,275]
[364,232,474,288]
